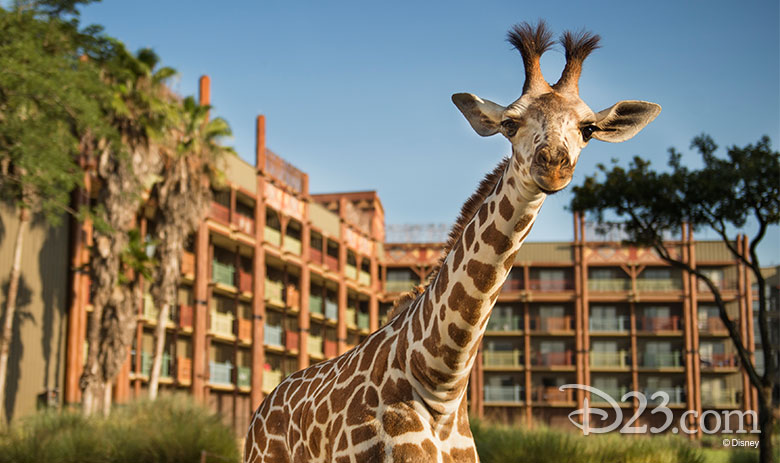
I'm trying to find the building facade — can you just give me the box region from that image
[0,76,771,436]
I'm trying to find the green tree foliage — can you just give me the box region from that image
[571,135,779,463]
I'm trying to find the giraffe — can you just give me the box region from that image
[244,21,660,463]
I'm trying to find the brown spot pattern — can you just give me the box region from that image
[499,195,514,221]
[481,222,512,255]
[448,323,472,348]
[447,282,482,326]
[466,259,497,293]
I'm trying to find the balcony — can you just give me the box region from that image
[264,324,283,347]
[486,314,522,331]
[265,279,284,305]
[644,386,686,404]
[701,388,740,407]
[700,353,738,368]
[209,361,233,386]
[527,279,573,291]
[636,279,682,292]
[181,251,195,276]
[309,293,323,316]
[385,280,417,293]
[285,329,299,351]
[358,270,371,287]
[264,226,281,247]
[324,254,339,272]
[531,315,573,332]
[212,261,235,287]
[640,351,682,368]
[308,334,324,356]
[345,264,358,281]
[590,316,628,333]
[209,310,235,338]
[698,316,727,333]
[534,386,574,403]
[262,368,282,393]
[501,278,523,293]
[310,247,324,266]
[210,201,230,223]
[589,279,631,292]
[237,366,251,389]
[142,293,158,321]
[325,300,338,321]
[484,385,523,403]
[177,357,192,383]
[357,312,370,330]
[345,306,357,328]
[324,338,338,358]
[238,270,253,293]
[285,285,300,310]
[283,236,302,255]
[590,350,629,368]
[138,351,171,378]
[179,304,193,329]
[531,350,573,367]
[237,318,252,342]
[233,214,255,235]
[638,316,681,332]
[590,386,629,403]
[483,350,523,368]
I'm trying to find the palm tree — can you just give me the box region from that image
[147,96,233,399]
[80,45,174,415]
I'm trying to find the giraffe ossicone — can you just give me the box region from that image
[244,20,660,463]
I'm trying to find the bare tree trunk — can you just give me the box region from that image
[0,207,29,422]
[758,387,775,463]
[148,302,169,399]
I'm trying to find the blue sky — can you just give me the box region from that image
[79,1,779,264]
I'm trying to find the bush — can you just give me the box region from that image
[471,418,706,463]
[0,395,240,463]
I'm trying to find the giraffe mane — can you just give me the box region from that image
[386,157,510,322]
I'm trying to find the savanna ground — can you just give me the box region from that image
[0,396,774,463]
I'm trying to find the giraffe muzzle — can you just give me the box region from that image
[531,145,574,194]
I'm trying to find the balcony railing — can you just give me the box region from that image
[264,324,283,347]
[285,330,299,351]
[590,386,628,403]
[210,311,235,337]
[179,304,193,329]
[209,361,233,385]
[309,294,323,315]
[286,286,300,310]
[233,214,255,235]
[590,316,629,332]
[237,366,251,388]
[531,315,574,332]
[644,386,686,404]
[238,318,252,342]
[138,351,171,378]
[283,236,302,255]
[345,264,358,281]
[345,307,357,327]
[590,350,629,368]
[358,271,371,287]
[210,202,230,223]
[700,353,738,368]
[385,280,417,293]
[698,316,727,333]
[636,279,682,292]
[531,350,573,367]
[181,251,195,276]
[501,279,523,292]
[238,270,252,293]
[701,388,739,406]
[640,351,682,368]
[324,254,339,272]
[262,368,282,393]
[324,338,338,357]
[308,335,324,356]
[325,300,338,321]
[638,316,681,332]
[486,315,522,331]
[589,279,631,292]
[527,279,573,291]
[484,385,523,403]
[483,350,523,367]
[264,226,281,247]
[177,357,191,383]
[142,294,176,324]
[265,279,284,304]
[534,386,574,403]
[212,261,235,287]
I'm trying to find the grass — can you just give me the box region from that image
[0,395,240,463]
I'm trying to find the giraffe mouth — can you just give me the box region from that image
[531,166,573,194]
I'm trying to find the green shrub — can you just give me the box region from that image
[0,395,240,463]
[471,418,706,463]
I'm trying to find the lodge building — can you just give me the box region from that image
[1,76,773,436]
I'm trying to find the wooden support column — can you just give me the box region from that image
[681,224,697,437]
[298,174,311,370]
[580,214,591,394]
[523,264,532,428]
[337,198,348,354]
[369,253,379,332]
[574,212,584,410]
[251,115,267,408]
[737,236,752,416]
[742,236,758,419]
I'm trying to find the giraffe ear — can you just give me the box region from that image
[590,100,661,143]
[452,93,505,137]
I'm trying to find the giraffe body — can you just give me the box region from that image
[245,21,660,463]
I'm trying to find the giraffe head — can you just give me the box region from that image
[452,21,661,194]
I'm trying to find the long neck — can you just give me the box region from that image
[400,150,545,415]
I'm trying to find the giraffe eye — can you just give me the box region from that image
[581,125,598,141]
[501,119,519,137]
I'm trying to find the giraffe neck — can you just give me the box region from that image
[399,146,544,415]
